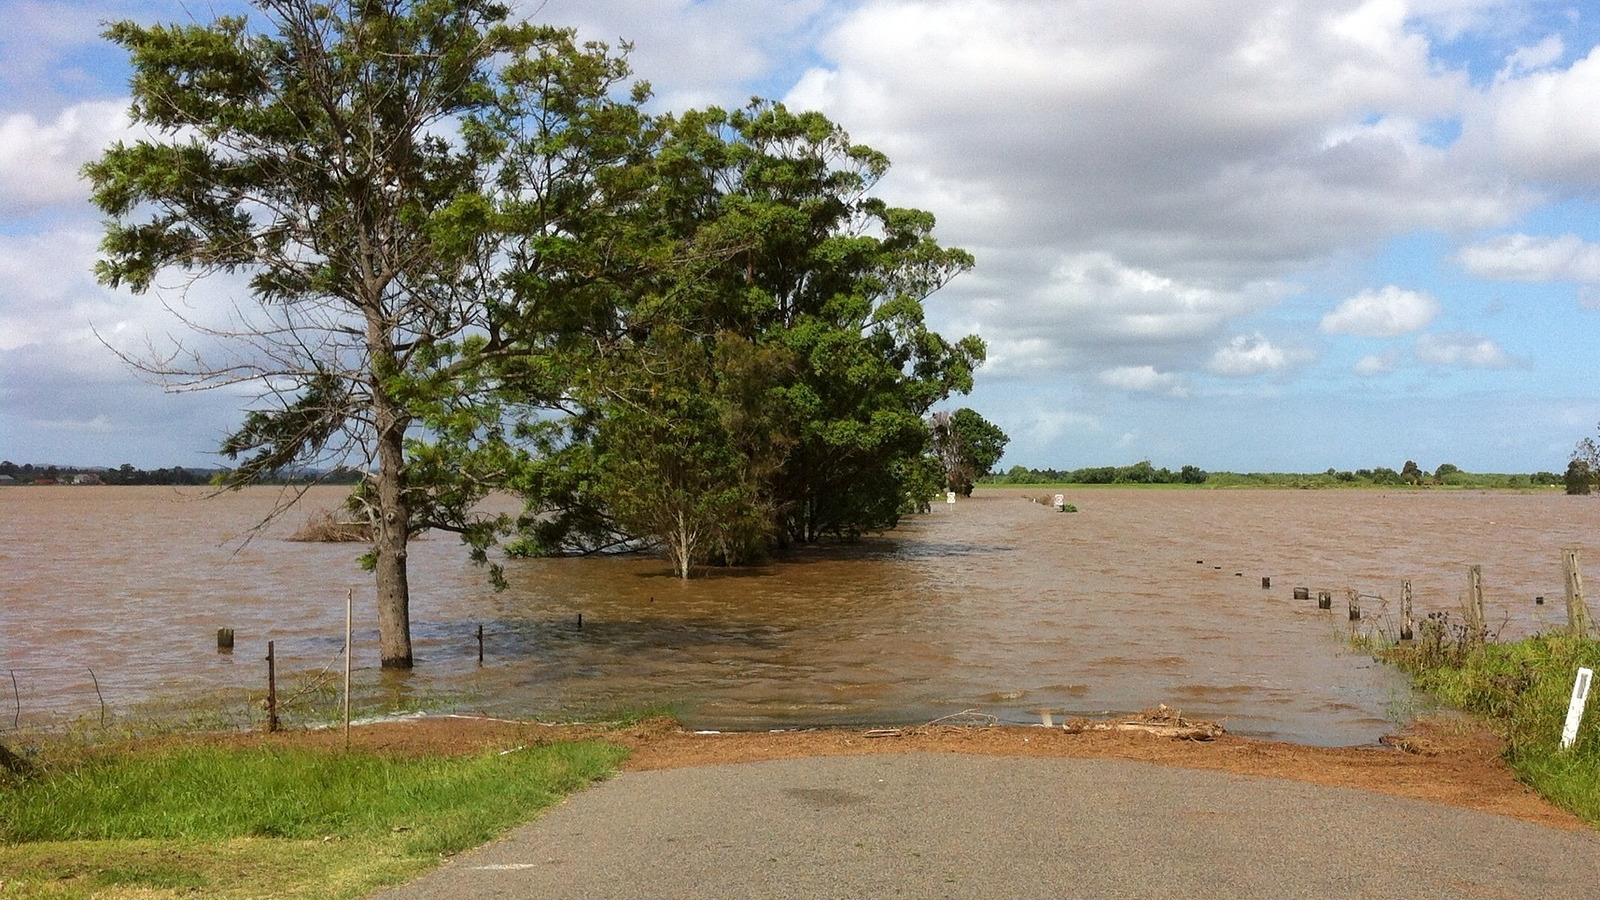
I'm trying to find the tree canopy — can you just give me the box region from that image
[90,1,987,633]
[931,407,1010,496]
[505,102,986,575]
[87,0,650,665]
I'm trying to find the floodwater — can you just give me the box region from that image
[3,485,1597,745]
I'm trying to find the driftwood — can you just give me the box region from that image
[1063,705,1224,741]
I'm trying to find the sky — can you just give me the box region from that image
[2,0,1600,474]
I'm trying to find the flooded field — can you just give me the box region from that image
[3,484,1596,745]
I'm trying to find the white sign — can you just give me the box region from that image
[946,491,957,504]
[1053,494,1065,508]
[1561,666,1593,750]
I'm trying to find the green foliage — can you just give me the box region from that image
[507,100,984,563]
[0,742,623,846]
[931,407,1010,496]
[0,740,624,899]
[994,464,1554,490]
[87,1,656,659]
[1568,432,1599,495]
[1566,459,1594,495]
[1390,632,1600,823]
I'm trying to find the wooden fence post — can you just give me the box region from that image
[1347,589,1361,622]
[1317,590,1332,610]
[266,640,279,734]
[1565,549,1592,637]
[1400,580,1414,642]
[1466,565,1486,642]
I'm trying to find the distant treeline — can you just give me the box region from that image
[993,461,1564,489]
[0,461,365,486]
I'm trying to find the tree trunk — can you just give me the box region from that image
[372,378,414,669]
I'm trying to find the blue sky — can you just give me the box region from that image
[3,0,1600,473]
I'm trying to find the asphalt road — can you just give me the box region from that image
[371,754,1600,900]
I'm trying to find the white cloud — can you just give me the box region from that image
[1457,233,1600,283]
[1354,352,1398,376]
[1208,333,1297,377]
[0,100,129,215]
[1321,286,1441,337]
[1097,365,1190,397]
[543,0,830,110]
[1500,34,1565,76]
[1415,331,1518,368]
[958,250,1288,376]
[789,0,1524,284]
[1471,42,1600,188]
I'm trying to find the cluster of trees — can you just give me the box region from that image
[992,461,1566,489]
[88,1,986,668]
[929,409,1010,496]
[997,461,1206,485]
[0,461,367,485]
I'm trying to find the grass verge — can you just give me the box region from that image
[0,738,625,899]
[1386,625,1600,824]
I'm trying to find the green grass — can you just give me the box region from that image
[0,740,626,899]
[1389,630,1600,824]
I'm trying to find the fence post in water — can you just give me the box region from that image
[1318,590,1333,610]
[1347,589,1361,622]
[1294,586,1309,601]
[1261,576,1271,589]
[217,628,234,652]
[1565,549,1592,637]
[1400,580,1414,642]
[266,640,279,734]
[1466,565,1486,643]
[477,624,485,665]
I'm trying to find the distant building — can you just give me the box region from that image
[0,475,15,485]
[72,473,104,485]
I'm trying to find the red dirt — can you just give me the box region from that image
[200,712,1585,832]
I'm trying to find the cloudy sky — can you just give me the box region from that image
[3,0,1600,473]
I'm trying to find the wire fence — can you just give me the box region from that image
[0,615,601,741]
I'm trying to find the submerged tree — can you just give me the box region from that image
[930,407,1010,496]
[86,0,647,666]
[1568,435,1598,495]
[515,101,986,569]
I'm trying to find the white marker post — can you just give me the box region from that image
[946,491,957,505]
[1053,493,1065,511]
[1560,667,1593,750]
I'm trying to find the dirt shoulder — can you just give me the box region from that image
[194,712,1584,832]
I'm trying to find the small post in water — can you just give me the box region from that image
[1261,576,1271,589]
[1317,590,1332,610]
[477,624,485,665]
[1400,580,1414,642]
[1293,587,1309,601]
[217,628,234,652]
[1466,565,1486,642]
[266,640,279,734]
[1561,667,1593,751]
[1564,549,1592,637]
[1347,589,1361,622]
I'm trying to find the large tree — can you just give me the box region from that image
[86,0,645,666]
[930,407,1010,496]
[515,102,984,568]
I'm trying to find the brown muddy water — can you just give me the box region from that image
[3,485,1597,745]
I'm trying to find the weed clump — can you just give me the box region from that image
[287,508,371,543]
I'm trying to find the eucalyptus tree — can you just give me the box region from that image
[86,0,648,667]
